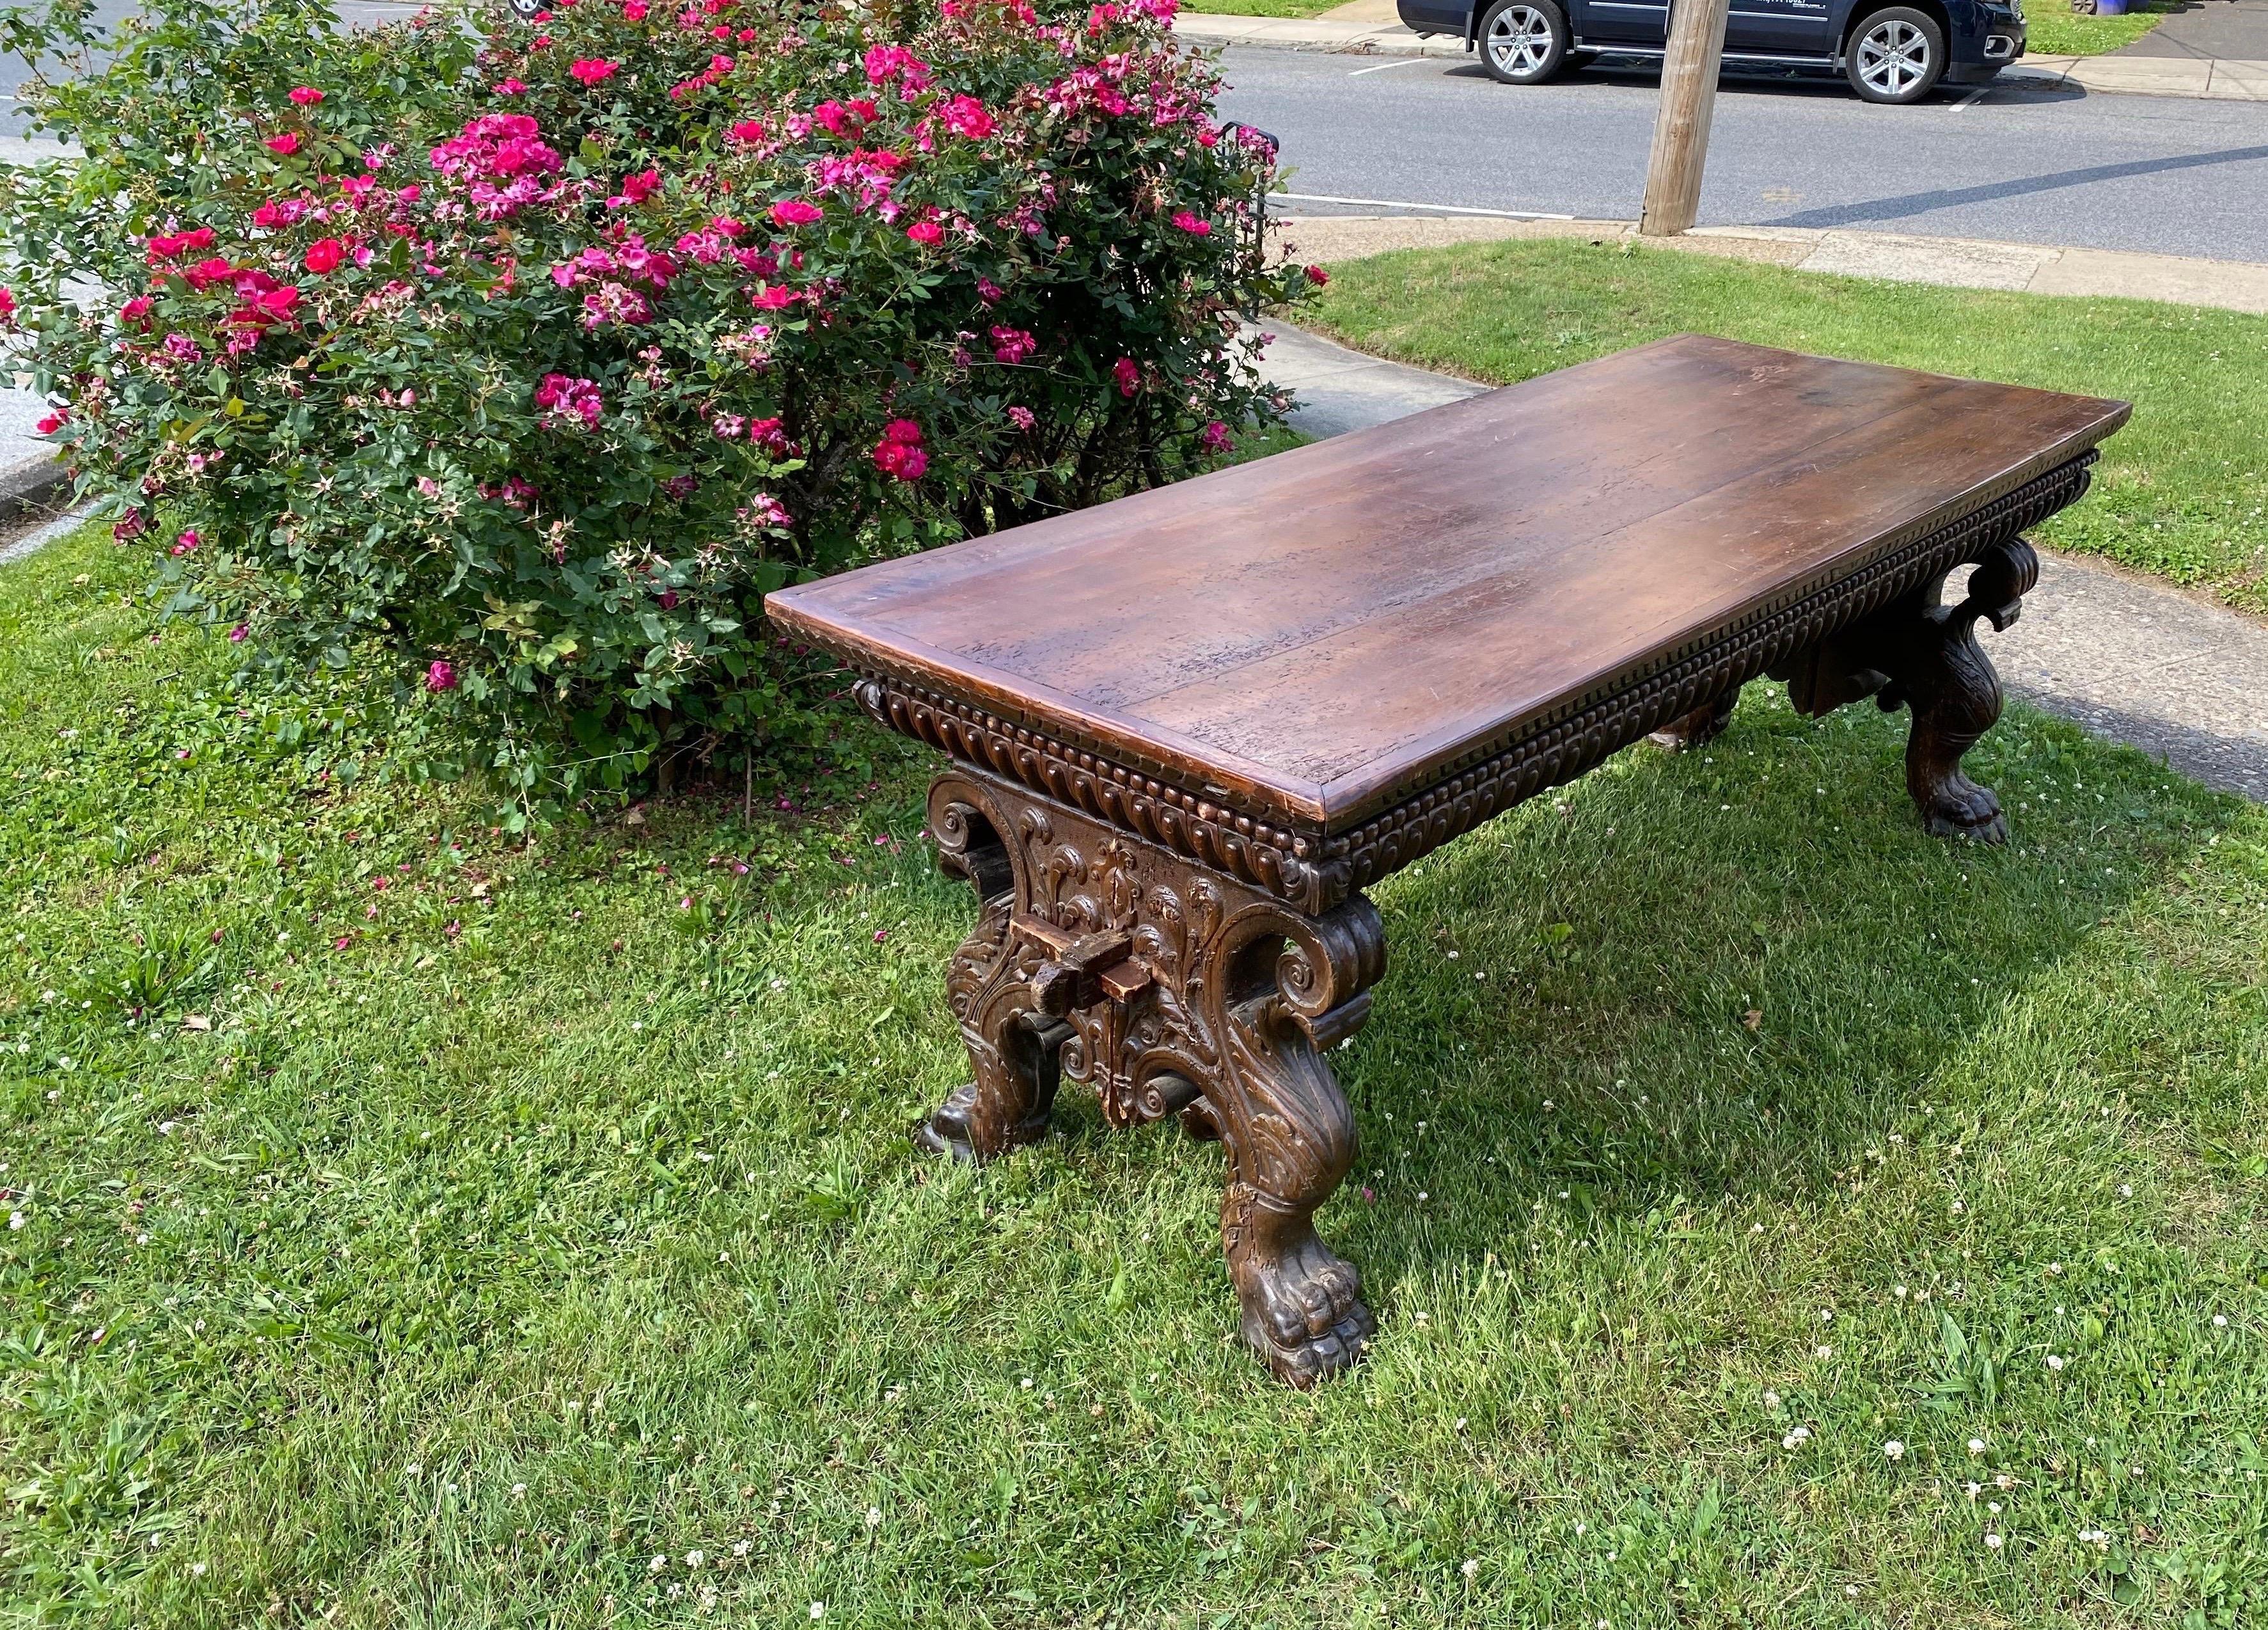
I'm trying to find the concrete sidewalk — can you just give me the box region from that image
[1277,212,2268,313]
[1175,11,2268,100]
[1261,322,2268,800]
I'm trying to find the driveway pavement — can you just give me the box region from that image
[2119,0,2268,58]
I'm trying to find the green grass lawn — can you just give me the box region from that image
[6,489,2268,1626]
[1186,0,1353,16]
[1307,237,2268,619]
[2024,3,2172,58]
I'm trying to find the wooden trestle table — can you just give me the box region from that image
[768,335,2129,1385]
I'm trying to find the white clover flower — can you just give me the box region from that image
[1883,1441,1905,1461]
[1984,1533,2004,1550]
[1968,1439,1987,1456]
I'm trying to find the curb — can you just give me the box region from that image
[0,455,70,527]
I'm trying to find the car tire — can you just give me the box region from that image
[1478,0,1571,85]
[1844,7,1946,104]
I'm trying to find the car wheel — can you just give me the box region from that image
[500,0,545,18]
[1845,7,1946,104]
[1479,0,1570,85]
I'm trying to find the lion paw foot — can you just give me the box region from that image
[913,1081,1050,1164]
[1236,1234,1375,1388]
[1921,775,2008,844]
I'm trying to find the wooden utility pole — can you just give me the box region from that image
[1638,0,1733,236]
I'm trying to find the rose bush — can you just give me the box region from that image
[0,0,1311,816]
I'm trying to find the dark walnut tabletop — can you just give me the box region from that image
[768,334,2129,832]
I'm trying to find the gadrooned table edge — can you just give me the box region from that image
[778,449,2103,915]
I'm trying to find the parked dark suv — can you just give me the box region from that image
[1397,0,2024,102]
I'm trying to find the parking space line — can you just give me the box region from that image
[1951,87,1990,110]
[1274,191,1575,219]
[1347,57,1432,75]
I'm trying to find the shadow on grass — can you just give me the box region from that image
[1034,683,2226,1288]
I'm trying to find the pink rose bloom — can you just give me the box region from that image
[534,371,604,429]
[622,0,648,14]
[770,198,823,227]
[304,237,345,274]
[904,219,942,246]
[940,95,995,140]
[425,660,459,692]
[569,58,619,86]
[989,326,1036,365]
[1199,420,1232,454]
[1112,357,1139,397]
[494,77,528,95]
[288,86,324,106]
[863,44,931,90]
[1304,264,1330,286]
[727,119,765,145]
[228,624,249,643]
[266,132,301,155]
[1007,405,1036,432]
[171,529,201,557]
[1170,210,1211,236]
[0,286,13,329]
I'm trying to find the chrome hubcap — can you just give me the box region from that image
[1857,19,1931,95]
[1488,6,1555,76]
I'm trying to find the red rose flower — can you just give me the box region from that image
[871,418,927,482]
[569,58,619,86]
[304,237,345,274]
[769,198,823,227]
[266,132,301,155]
[288,86,324,106]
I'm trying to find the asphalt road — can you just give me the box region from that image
[1216,45,2268,264]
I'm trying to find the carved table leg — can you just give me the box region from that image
[1211,998,1376,1386]
[912,763,1388,1384]
[1875,537,2038,843]
[914,793,1068,1162]
[1780,535,2038,844]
